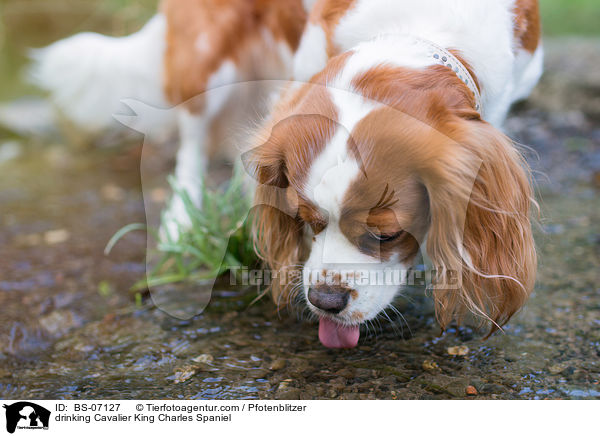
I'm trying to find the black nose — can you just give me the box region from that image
[307,286,350,314]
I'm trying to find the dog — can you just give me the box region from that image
[31,0,309,239]
[32,0,542,348]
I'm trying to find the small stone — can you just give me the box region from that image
[101,184,126,201]
[269,358,286,371]
[151,188,168,203]
[192,354,214,364]
[172,366,197,384]
[422,359,440,372]
[44,229,70,245]
[447,345,469,356]
[466,385,478,396]
[275,387,301,400]
[275,379,301,399]
[335,368,356,379]
[329,377,347,390]
[39,311,81,336]
[548,363,567,375]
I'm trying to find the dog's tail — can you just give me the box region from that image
[28,14,174,139]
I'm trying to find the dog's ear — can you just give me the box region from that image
[422,119,537,333]
[243,126,306,306]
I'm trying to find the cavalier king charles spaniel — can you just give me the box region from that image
[33,0,542,348]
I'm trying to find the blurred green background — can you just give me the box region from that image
[540,0,600,35]
[0,0,599,101]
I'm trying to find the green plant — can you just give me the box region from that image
[105,165,258,291]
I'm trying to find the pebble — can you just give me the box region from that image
[150,188,168,203]
[277,380,291,390]
[192,354,214,364]
[329,377,347,390]
[548,363,568,375]
[274,387,302,400]
[466,385,478,396]
[101,184,126,201]
[44,229,70,245]
[335,368,356,379]
[447,345,469,356]
[39,311,81,336]
[422,360,440,372]
[269,358,286,371]
[274,379,303,400]
[172,366,197,384]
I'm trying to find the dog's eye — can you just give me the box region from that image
[368,230,404,242]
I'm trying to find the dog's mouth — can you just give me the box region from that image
[318,317,360,349]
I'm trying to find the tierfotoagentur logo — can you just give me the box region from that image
[3,402,50,434]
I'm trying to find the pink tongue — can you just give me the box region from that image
[318,317,360,349]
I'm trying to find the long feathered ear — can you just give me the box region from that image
[243,130,306,307]
[423,119,537,334]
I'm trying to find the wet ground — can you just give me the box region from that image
[0,38,599,400]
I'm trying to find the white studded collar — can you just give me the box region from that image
[368,34,483,114]
[411,36,482,113]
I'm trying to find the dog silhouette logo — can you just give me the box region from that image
[3,402,50,433]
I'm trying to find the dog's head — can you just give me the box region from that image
[248,53,536,348]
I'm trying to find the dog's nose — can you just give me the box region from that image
[307,286,350,314]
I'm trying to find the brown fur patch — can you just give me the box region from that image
[162,0,307,109]
[513,0,541,53]
[298,197,328,234]
[343,101,536,332]
[309,0,357,57]
[249,83,340,304]
[351,64,481,118]
[350,311,364,322]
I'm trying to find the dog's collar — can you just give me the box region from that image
[411,36,482,113]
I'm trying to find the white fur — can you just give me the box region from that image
[293,24,329,82]
[160,110,207,240]
[30,14,174,138]
[304,89,378,206]
[302,0,319,13]
[161,60,240,240]
[304,231,408,324]
[294,0,543,127]
[301,87,415,324]
[512,45,544,103]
